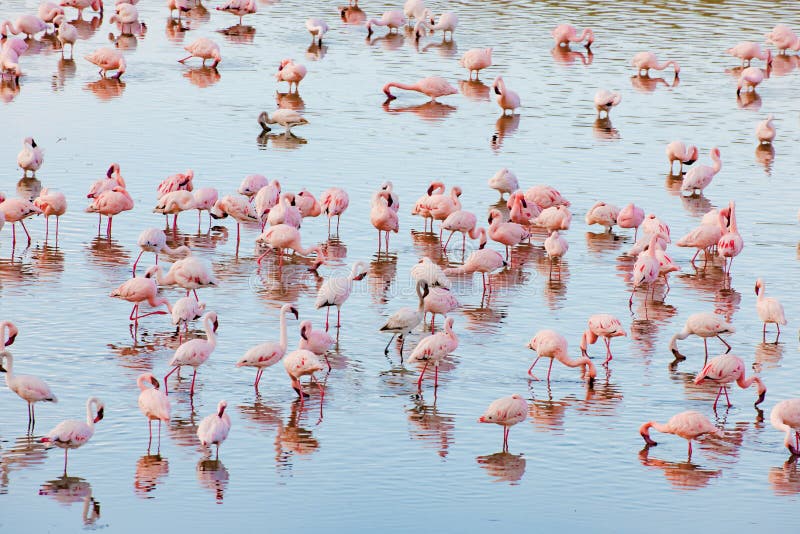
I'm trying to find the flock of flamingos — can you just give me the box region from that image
[1,0,800,479]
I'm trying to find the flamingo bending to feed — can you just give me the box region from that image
[299,320,334,369]
[238,174,268,199]
[39,2,65,27]
[488,209,530,260]
[737,66,765,95]
[315,261,368,330]
[756,114,775,144]
[629,234,660,306]
[179,38,221,68]
[41,397,104,474]
[580,314,626,365]
[150,256,219,300]
[275,58,306,92]
[423,286,458,332]
[479,394,528,452]
[255,223,324,266]
[552,24,593,48]
[197,400,230,459]
[665,141,698,175]
[694,354,766,409]
[59,0,104,18]
[216,0,256,24]
[681,148,721,196]
[632,52,680,77]
[164,312,218,396]
[85,48,126,79]
[284,349,325,402]
[727,41,772,67]
[111,266,173,324]
[137,373,170,449]
[258,109,309,134]
[210,194,258,247]
[585,201,620,232]
[717,201,742,274]
[320,187,349,235]
[0,15,47,39]
[237,304,298,391]
[17,137,44,177]
[771,399,800,455]
[408,317,458,391]
[0,197,42,246]
[171,296,206,341]
[441,209,480,252]
[460,48,492,80]
[492,76,520,115]
[366,10,405,36]
[380,281,427,356]
[0,350,57,429]
[544,230,568,279]
[527,329,596,385]
[617,204,645,238]
[422,184,462,239]
[382,76,457,101]
[488,168,518,200]
[411,256,450,288]
[418,12,456,40]
[296,190,322,219]
[594,89,621,118]
[132,228,191,276]
[34,188,67,242]
[755,278,786,342]
[669,312,734,363]
[639,411,719,460]
[305,18,329,44]
[371,190,399,251]
[765,24,800,54]
[676,211,726,267]
[445,228,506,292]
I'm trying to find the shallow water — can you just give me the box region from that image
[1,0,800,530]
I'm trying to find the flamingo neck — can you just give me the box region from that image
[279,307,289,352]
[0,322,10,347]
[86,398,96,427]
[386,81,419,92]
[204,316,217,347]
[1,352,13,378]
[136,374,150,391]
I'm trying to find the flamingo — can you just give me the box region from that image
[408,317,458,391]
[85,48,126,79]
[275,58,306,92]
[771,399,800,455]
[197,400,230,459]
[137,373,170,450]
[727,41,772,67]
[236,304,298,391]
[216,0,256,25]
[109,2,138,33]
[132,228,191,276]
[87,163,125,200]
[580,314,626,365]
[296,189,322,218]
[210,194,258,248]
[150,256,219,300]
[17,137,44,177]
[41,397,104,474]
[366,10,405,36]
[676,211,726,267]
[299,320,334,369]
[371,190,399,251]
[382,77,457,102]
[617,203,645,238]
[1,39,27,82]
[639,411,720,460]
[585,201,620,232]
[423,185,462,239]
[0,15,47,39]
[488,208,530,260]
[0,321,18,347]
[320,187,349,235]
[681,148,721,196]
[544,230,568,279]
[380,281,427,356]
[737,66,765,95]
[34,188,67,242]
[665,141,699,175]
[284,349,325,405]
[254,180,281,226]
[255,223,324,266]
[594,89,621,118]
[492,76,520,115]
[167,0,190,19]
[412,182,444,230]
[669,312,734,363]
[427,12,457,40]
[446,227,506,292]
[441,210,479,252]
[157,169,194,199]
[765,24,800,54]
[460,48,492,80]
[641,214,671,241]
[552,24,593,48]
[54,16,77,58]
[629,234,661,306]
[755,278,787,342]
[632,52,680,77]
[403,0,431,26]
[423,286,458,332]
[164,312,218,396]
[0,197,42,246]
[411,256,450,288]
[39,2,65,28]
[0,350,57,429]
[717,201,742,274]
[193,188,219,227]
[525,185,570,209]
[315,261,368,330]
[257,109,309,134]
[171,296,206,342]
[111,266,173,324]
[179,38,221,68]
[266,193,302,229]
[508,191,540,225]
[526,329,596,385]
[479,394,528,452]
[488,168,518,200]
[694,354,766,409]
[154,190,197,230]
[59,0,104,18]
[305,18,329,44]
[756,114,776,144]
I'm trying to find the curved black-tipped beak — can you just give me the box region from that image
[213,319,219,332]
[300,326,308,340]
[0,365,6,373]
[106,165,114,178]
[151,376,160,389]
[31,139,37,148]
[6,333,16,346]
[671,348,685,360]
[94,407,104,423]
[493,86,501,95]
[640,432,657,447]
[755,391,766,406]
[290,307,299,319]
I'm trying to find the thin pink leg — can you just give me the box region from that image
[132,250,144,276]
[325,307,330,331]
[163,366,180,395]
[723,387,731,407]
[434,365,439,388]
[417,362,429,390]
[527,356,540,377]
[336,308,341,328]
[20,220,32,245]
[546,358,554,382]
[713,387,722,410]
[189,368,197,396]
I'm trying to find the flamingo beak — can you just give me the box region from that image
[354,272,367,281]
[106,165,114,178]
[291,307,299,319]
[150,376,160,389]
[755,391,766,406]
[300,327,308,340]
[0,365,6,373]
[94,407,105,423]
[5,333,16,346]
[640,432,657,447]
[213,319,219,332]
[31,139,37,148]
[494,86,501,95]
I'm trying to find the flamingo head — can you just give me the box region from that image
[93,405,105,424]
[755,278,764,296]
[207,311,219,332]
[487,208,502,225]
[639,422,657,446]
[299,320,310,340]
[289,306,299,320]
[278,58,291,71]
[217,400,228,417]
[150,375,161,389]
[381,83,396,100]
[585,28,594,48]
[4,323,18,347]
[685,146,698,165]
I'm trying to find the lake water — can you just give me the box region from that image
[1,0,800,530]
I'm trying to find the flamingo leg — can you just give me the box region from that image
[63,449,68,475]
[776,324,781,343]
[723,387,731,407]
[434,365,439,388]
[148,420,153,451]
[688,440,693,460]
[336,308,341,328]
[417,361,429,391]
[163,365,180,395]
[717,335,731,353]
[325,307,330,331]
[704,338,709,365]
[132,250,144,276]
[189,368,198,396]
[107,216,113,236]
[254,368,263,391]
[20,220,31,245]
[383,333,396,354]
[546,357,554,382]
[713,387,723,410]
[527,356,540,378]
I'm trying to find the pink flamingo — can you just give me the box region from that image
[236,304,298,391]
[137,373,170,450]
[54,16,77,58]
[669,312,734,363]
[765,24,800,54]
[585,201,620,232]
[681,148,721,196]
[382,76,457,101]
[717,201,742,274]
[770,399,800,455]
[85,48,126,79]
[532,205,572,231]
[267,193,302,228]
[305,18,329,45]
[150,256,218,300]
[197,400,230,459]
[727,41,772,67]
[425,11,457,40]
[441,210,479,252]
[412,182,444,231]
[488,208,530,260]
[41,397,104,474]
[424,185,462,239]
[479,394,528,452]
[755,278,786,342]
[237,174,268,199]
[59,0,104,18]
[255,223,324,266]
[580,314,626,365]
[665,141,699,175]
[132,228,191,276]
[632,51,680,77]
[1,39,27,82]
[320,187,349,235]
[641,214,671,242]
[629,234,660,306]
[423,285,458,332]
[0,15,47,39]
[594,89,621,118]
[639,411,719,460]
[408,316,458,391]
[488,168,518,200]
[617,203,645,238]
[254,179,281,227]
[552,24,593,48]
[0,197,42,246]
[109,3,138,33]
[193,187,219,227]
[366,10,405,36]
[17,137,44,177]
[295,189,322,218]
[179,37,221,68]
[371,190,399,251]
[445,227,506,292]
[157,169,194,199]
[544,230,568,279]
[275,59,306,92]
[216,0,256,25]
[676,211,726,267]
[460,48,492,80]
[210,194,258,249]
[315,261,368,330]
[756,114,776,144]
[283,349,325,404]
[525,185,570,209]
[0,320,18,347]
[299,320,334,369]
[171,296,206,342]
[492,76,520,115]
[0,351,57,430]
[111,266,173,324]
[411,256,451,288]
[694,353,766,409]
[86,186,133,236]
[508,192,539,225]
[154,190,196,229]
[526,329,596,385]
[34,188,67,242]
[39,2,65,28]
[736,66,765,95]
[164,311,218,396]
[87,163,125,201]
[380,281,426,356]
[167,0,190,19]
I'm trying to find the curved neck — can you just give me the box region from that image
[387,81,418,92]
[728,206,738,233]
[657,60,676,71]
[478,227,487,248]
[0,322,10,347]
[578,28,591,42]
[136,374,150,391]
[203,316,217,347]
[85,398,96,428]
[711,152,722,172]
[2,352,13,377]
[279,306,289,351]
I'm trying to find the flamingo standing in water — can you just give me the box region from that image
[171,296,206,342]
[488,208,530,260]
[137,373,170,450]
[756,115,776,144]
[727,42,772,67]
[755,278,786,342]
[236,304,298,392]
[411,256,450,288]
[320,187,349,235]
[197,400,230,459]
[676,210,726,267]
[59,0,104,18]
[423,286,458,332]
[382,76,457,101]
[441,209,480,252]
[736,66,765,95]
[157,169,194,200]
[594,89,621,118]
[366,10,406,36]
[526,329,596,385]
[111,266,173,325]
[694,354,766,410]
[488,168,518,200]
[255,223,324,266]
[639,411,720,460]
[164,311,219,396]
[460,48,492,80]
[85,48,126,79]
[315,261,368,330]
[370,190,399,251]
[770,399,800,455]
[132,228,191,276]
[210,194,258,249]
[765,24,800,54]
[580,314,626,365]
[283,349,325,403]
[629,234,661,307]
[380,281,427,357]
[254,179,281,226]
[422,185,462,240]
[669,312,734,363]
[552,24,593,48]
[532,205,573,231]
[296,189,322,219]
[0,197,42,246]
[216,0,256,25]
[237,174,268,200]
[492,76,520,115]
[585,201,620,232]
[0,351,58,430]
[681,148,721,196]
[509,192,539,226]
[87,163,125,201]
[41,397,104,474]
[544,230,568,279]
[717,201,743,274]
[632,52,680,77]
[617,204,645,238]
[150,256,219,301]
[425,12,457,40]
[665,141,699,175]
[479,394,528,452]
[86,186,133,236]
[34,188,67,242]
[299,320,334,369]
[275,59,306,92]
[408,316,458,391]
[305,18,329,44]
[0,15,47,39]
[193,188,219,227]
[445,228,506,292]
[266,194,302,228]
[17,137,44,177]
[154,191,196,229]
[525,185,570,209]
[179,38,222,68]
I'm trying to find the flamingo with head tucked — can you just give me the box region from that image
[479,394,528,452]
[408,317,458,391]
[765,24,800,54]
[275,59,306,92]
[371,190,399,252]
[299,320,334,369]
[197,400,230,459]
[216,0,256,25]
[17,137,44,177]
[34,188,67,242]
[132,228,191,276]
[594,89,621,118]
[665,141,698,175]
[460,48,492,80]
[755,278,786,342]
[717,201,742,275]
[756,114,776,144]
[617,203,645,239]
[320,187,349,235]
[137,373,170,450]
